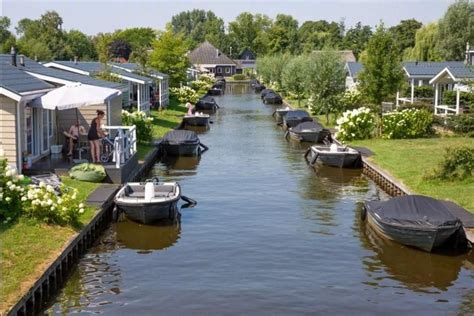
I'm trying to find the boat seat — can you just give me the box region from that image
[126,191,173,198]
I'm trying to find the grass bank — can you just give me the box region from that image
[0,177,100,313]
[136,97,188,161]
[351,137,474,213]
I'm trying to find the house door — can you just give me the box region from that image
[25,107,41,159]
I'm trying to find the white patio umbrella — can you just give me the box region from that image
[31,82,121,110]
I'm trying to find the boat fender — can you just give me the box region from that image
[360,206,367,221]
[144,182,155,202]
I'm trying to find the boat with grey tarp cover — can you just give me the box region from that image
[263,92,283,104]
[159,130,208,156]
[306,144,361,168]
[362,195,467,252]
[286,121,331,142]
[260,88,274,99]
[282,110,313,129]
[196,95,219,111]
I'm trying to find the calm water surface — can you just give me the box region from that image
[47,85,474,315]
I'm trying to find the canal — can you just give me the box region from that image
[46,85,474,314]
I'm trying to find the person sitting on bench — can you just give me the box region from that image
[66,121,86,157]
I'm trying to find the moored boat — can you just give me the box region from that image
[254,83,266,92]
[306,144,361,168]
[272,107,292,124]
[362,195,466,252]
[263,92,283,104]
[286,121,331,142]
[282,110,313,129]
[115,180,181,224]
[260,88,274,99]
[208,87,223,95]
[182,113,210,127]
[196,95,219,111]
[159,130,208,156]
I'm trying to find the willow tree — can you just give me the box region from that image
[358,23,404,106]
[306,51,346,124]
[282,55,309,106]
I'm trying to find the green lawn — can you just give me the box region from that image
[0,177,99,313]
[136,97,187,161]
[351,137,474,213]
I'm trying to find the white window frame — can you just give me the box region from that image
[225,67,231,74]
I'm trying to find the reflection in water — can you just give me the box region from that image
[183,124,210,134]
[152,155,201,178]
[116,219,181,252]
[360,218,470,293]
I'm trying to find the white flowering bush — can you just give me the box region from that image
[190,80,212,92]
[1,157,85,225]
[335,107,376,142]
[382,109,433,139]
[122,110,153,143]
[0,158,26,220]
[23,183,84,225]
[198,73,215,85]
[170,86,199,104]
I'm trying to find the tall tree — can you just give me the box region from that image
[343,22,373,59]
[306,51,346,123]
[405,23,441,61]
[282,55,310,106]
[0,17,16,53]
[389,19,423,55]
[299,20,344,52]
[65,30,97,60]
[115,27,156,51]
[108,39,132,60]
[149,28,189,87]
[267,14,299,54]
[227,12,272,57]
[93,32,114,63]
[170,10,226,50]
[436,0,474,60]
[358,23,404,105]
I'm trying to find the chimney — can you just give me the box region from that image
[10,46,17,67]
[19,55,25,67]
[74,56,78,64]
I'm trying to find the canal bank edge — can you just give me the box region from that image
[6,145,161,316]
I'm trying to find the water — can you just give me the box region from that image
[46,85,474,315]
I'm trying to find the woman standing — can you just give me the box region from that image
[88,110,106,163]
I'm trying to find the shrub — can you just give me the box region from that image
[445,114,474,134]
[232,74,247,80]
[122,110,153,143]
[197,73,215,85]
[382,108,433,139]
[335,107,376,142]
[428,146,474,180]
[190,80,212,91]
[23,183,84,225]
[414,86,434,98]
[398,100,434,113]
[443,91,474,109]
[339,90,364,112]
[170,86,199,104]
[0,159,26,221]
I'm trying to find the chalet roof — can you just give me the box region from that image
[404,61,466,77]
[188,41,236,66]
[312,50,356,63]
[48,61,153,83]
[346,62,363,78]
[0,55,125,90]
[110,62,168,79]
[0,62,54,95]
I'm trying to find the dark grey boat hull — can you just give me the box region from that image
[310,149,360,168]
[116,200,179,224]
[366,208,462,252]
[161,142,200,156]
[289,130,326,143]
[183,116,210,127]
[264,96,283,104]
[196,101,218,111]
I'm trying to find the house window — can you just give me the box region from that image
[217,67,222,74]
[225,67,230,74]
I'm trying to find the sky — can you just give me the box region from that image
[1,0,455,35]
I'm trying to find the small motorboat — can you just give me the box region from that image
[254,83,266,92]
[115,180,181,224]
[263,92,283,104]
[260,88,274,99]
[213,81,225,89]
[250,79,259,88]
[159,130,208,156]
[306,144,361,168]
[362,195,466,252]
[282,110,313,129]
[196,95,219,111]
[286,121,331,143]
[272,107,292,124]
[182,112,210,127]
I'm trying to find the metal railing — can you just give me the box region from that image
[103,125,137,168]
